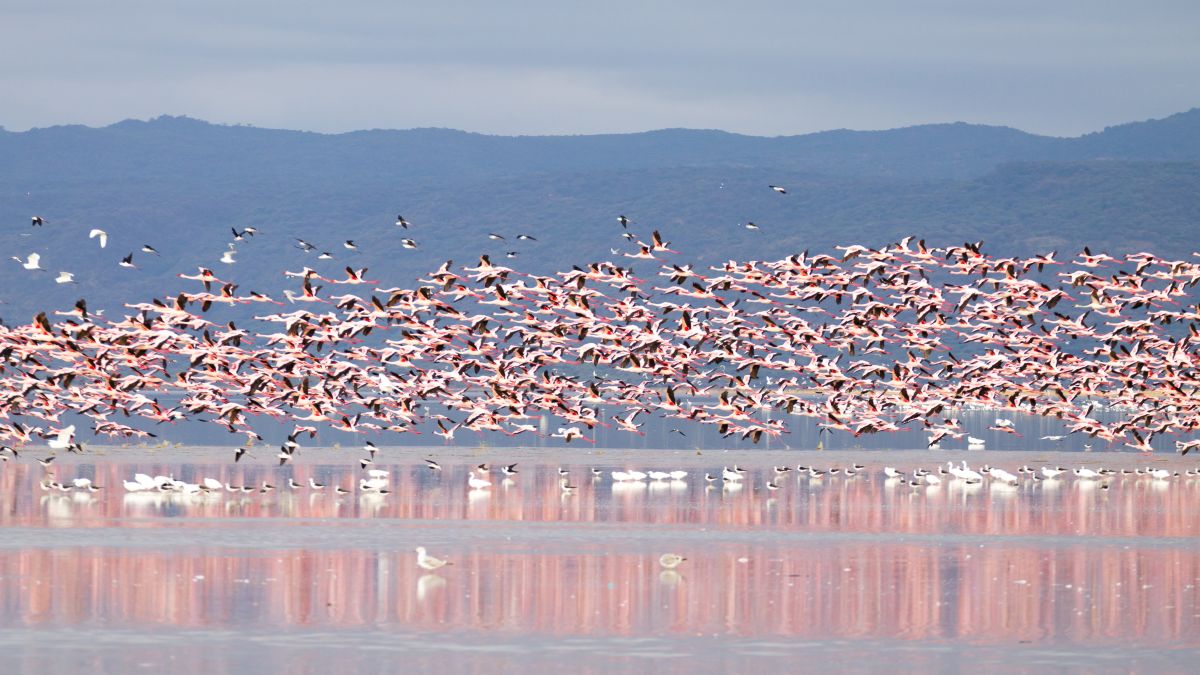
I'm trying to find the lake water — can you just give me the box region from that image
[2,446,1198,672]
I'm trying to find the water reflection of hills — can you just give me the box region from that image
[0,461,1197,646]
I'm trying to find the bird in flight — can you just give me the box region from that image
[89,229,108,248]
[769,185,787,194]
[12,253,42,271]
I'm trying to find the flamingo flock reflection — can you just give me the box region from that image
[2,459,1197,647]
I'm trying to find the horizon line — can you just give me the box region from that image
[4,106,1197,141]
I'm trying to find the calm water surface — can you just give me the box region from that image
[1,447,1198,673]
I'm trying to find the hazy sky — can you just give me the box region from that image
[3,1,1198,137]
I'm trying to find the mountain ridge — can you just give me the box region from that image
[0,107,1197,325]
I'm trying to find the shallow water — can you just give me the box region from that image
[2,447,1199,672]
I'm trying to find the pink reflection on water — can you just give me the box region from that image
[4,462,1200,538]
[0,459,1198,647]
[3,545,1198,645]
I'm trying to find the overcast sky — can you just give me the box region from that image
[3,1,1198,137]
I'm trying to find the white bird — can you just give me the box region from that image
[883,467,902,478]
[768,185,787,194]
[551,426,588,443]
[647,471,671,481]
[360,477,389,491]
[922,473,942,486]
[1074,467,1101,479]
[415,546,449,570]
[89,228,108,248]
[48,425,75,450]
[967,436,986,448]
[950,462,984,482]
[468,470,491,490]
[986,467,1018,485]
[13,253,41,270]
[669,470,688,480]
[203,477,224,491]
[659,553,686,569]
[72,477,93,489]
[54,271,75,284]
[219,249,237,264]
[1040,466,1066,479]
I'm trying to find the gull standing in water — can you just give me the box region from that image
[659,553,686,569]
[415,546,450,570]
[468,470,491,490]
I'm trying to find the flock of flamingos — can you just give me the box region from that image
[3,212,1200,470]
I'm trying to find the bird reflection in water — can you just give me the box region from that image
[0,458,1198,650]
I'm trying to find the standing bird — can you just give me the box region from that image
[415,546,450,570]
[659,553,686,569]
[468,470,492,490]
